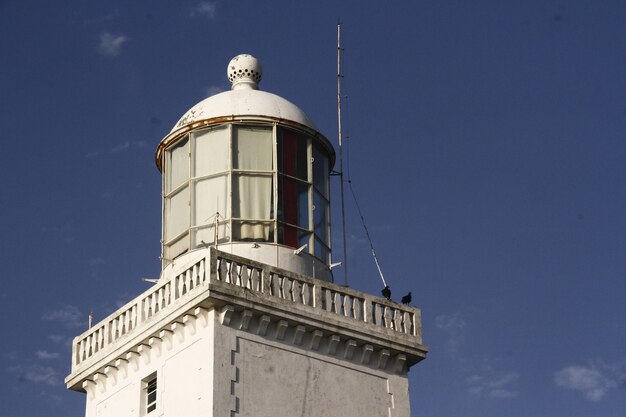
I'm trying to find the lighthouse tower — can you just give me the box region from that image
[65,55,428,417]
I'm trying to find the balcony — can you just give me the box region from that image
[66,248,427,391]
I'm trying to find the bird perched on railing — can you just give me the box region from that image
[381,285,391,300]
[401,292,412,305]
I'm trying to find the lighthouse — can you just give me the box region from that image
[65,54,428,417]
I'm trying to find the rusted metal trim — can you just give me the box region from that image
[155,115,335,172]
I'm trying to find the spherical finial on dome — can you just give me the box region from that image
[227,54,262,90]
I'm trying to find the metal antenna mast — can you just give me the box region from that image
[337,20,349,286]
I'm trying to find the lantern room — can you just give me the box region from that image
[155,55,335,281]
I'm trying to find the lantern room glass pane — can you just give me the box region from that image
[278,129,308,180]
[166,234,189,260]
[233,174,272,219]
[194,127,229,176]
[314,237,330,264]
[313,190,329,245]
[313,144,330,198]
[232,221,273,242]
[193,175,228,226]
[279,224,310,249]
[278,176,309,229]
[192,224,227,248]
[165,186,189,241]
[167,137,189,192]
[233,126,272,170]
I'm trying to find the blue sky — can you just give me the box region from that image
[1,0,625,416]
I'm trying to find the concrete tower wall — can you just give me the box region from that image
[83,306,411,417]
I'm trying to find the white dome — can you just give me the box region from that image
[171,54,318,133]
[171,88,318,133]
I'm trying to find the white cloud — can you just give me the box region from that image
[36,351,60,360]
[8,364,60,386]
[86,141,147,159]
[554,363,623,402]
[206,85,225,97]
[435,313,467,353]
[111,140,147,153]
[98,32,129,56]
[466,371,519,399]
[88,257,105,267]
[42,305,83,329]
[85,150,102,158]
[48,334,72,347]
[190,1,217,19]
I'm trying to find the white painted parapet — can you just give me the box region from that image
[66,247,427,392]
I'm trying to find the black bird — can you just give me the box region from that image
[381,285,391,300]
[401,292,412,305]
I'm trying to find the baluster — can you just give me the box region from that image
[313,284,322,309]
[130,304,137,330]
[91,330,97,353]
[229,261,237,284]
[277,275,285,299]
[240,265,250,289]
[199,259,206,284]
[354,298,362,320]
[87,335,93,357]
[342,295,350,317]
[374,303,382,326]
[185,269,192,291]
[218,258,227,281]
[334,292,341,314]
[150,292,157,317]
[141,298,148,322]
[270,273,280,297]
[393,309,402,331]
[327,290,333,312]
[362,298,369,323]
[291,279,301,303]
[165,283,171,307]
[250,268,260,291]
[180,272,187,295]
[110,319,117,341]
[153,292,159,314]
[120,311,129,335]
[280,276,289,299]
[383,306,392,329]
[81,339,87,361]
[93,330,99,353]
[401,311,410,334]
[325,288,333,312]
[115,315,121,337]
[76,340,83,363]
[176,274,184,297]
[192,264,199,287]
[302,283,310,306]
[122,312,129,335]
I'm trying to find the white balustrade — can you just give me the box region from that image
[73,250,418,371]
[213,251,417,337]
